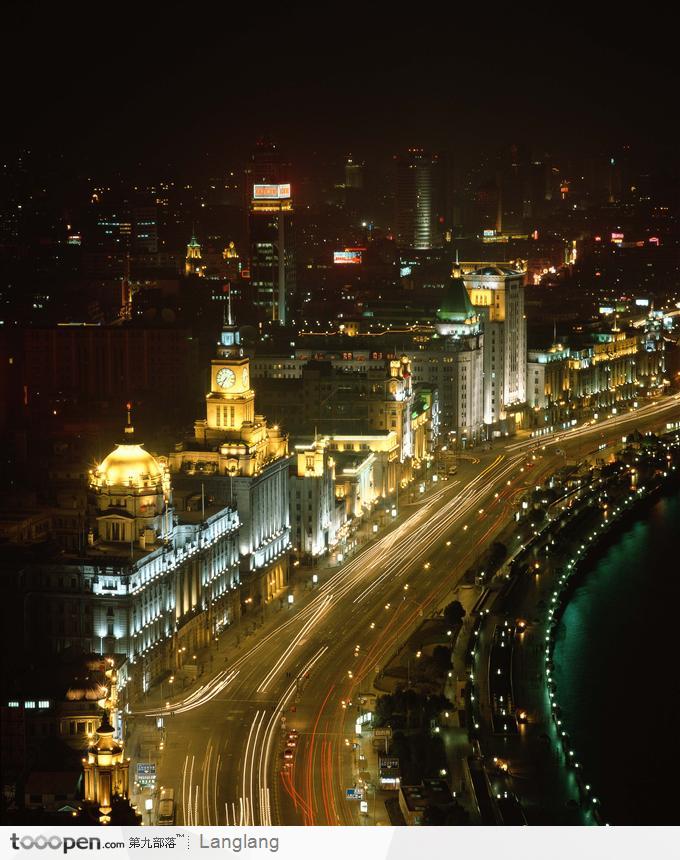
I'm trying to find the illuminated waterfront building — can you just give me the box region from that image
[526,322,666,421]
[289,438,338,559]
[8,412,241,696]
[432,275,485,443]
[461,262,527,432]
[169,310,290,606]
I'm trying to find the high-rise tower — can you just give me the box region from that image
[248,182,295,324]
[395,149,438,250]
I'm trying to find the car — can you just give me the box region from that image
[516,710,528,725]
[283,749,295,761]
[287,729,299,740]
[286,739,297,748]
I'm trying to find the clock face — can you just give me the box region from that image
[242,367,249,388]
[216,367,236,389]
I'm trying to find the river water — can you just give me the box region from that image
[552,489,680,824]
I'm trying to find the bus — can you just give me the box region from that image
[158,787,175,825]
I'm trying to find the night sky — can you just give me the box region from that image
[5,4,679,174]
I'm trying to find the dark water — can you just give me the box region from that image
[553,489,680,824]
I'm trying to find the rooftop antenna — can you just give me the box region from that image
[553,319,557,346]
[227,284,233,326]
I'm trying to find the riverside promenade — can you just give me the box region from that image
[466,430,680,825]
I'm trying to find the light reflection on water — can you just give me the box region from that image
[553,492,680,824]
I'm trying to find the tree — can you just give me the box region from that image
[443,600,465,629]
[490,541,507,566]
[432,645,452,673]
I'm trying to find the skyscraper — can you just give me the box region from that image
[395,149,438,250]
[248,182,295,324]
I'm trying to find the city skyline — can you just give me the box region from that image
[2,6,680,838]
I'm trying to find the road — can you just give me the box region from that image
[135,393,680,826]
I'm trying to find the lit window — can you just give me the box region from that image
[24,701,36,709]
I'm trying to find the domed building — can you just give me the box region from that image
[89,411,172,549]
[79,409,241,697]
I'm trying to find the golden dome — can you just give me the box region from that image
[94,442,164,488]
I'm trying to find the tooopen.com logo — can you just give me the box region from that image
[10,835,120,854]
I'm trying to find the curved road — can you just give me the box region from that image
[139,393,680,826]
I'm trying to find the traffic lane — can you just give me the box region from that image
[312,450,576,824]
[157,623,288,825]
[508,394,680,456]
[296,457,550,824]
[156,433,614,825]
[287,403,680,825]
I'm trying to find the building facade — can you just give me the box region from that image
[462,263,527,432]
[289,438,338,559]
[168,315,290,608]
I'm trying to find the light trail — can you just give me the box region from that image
[256,596,332,692]
[241,710,260,826]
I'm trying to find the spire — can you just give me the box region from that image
[218,295,242,357]
[453,248,462,278]
[123,401,137,442]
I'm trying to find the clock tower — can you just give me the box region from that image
[202,305,255,436]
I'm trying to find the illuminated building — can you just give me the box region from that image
[344,156,363,190]
[371,356,415,462]
[324,431,399,501]
[90,409,173,545]
[6,410,241,700]
[87,413,241,690]
[462,263,527,431]
[289,438,338,558]
[185,233,204,276]
[527,324,666,421]
[82,711,130,824]
[169,308,290,607]
[91,205,158,254]
[248,183,295,324]
[432,275,485,442]
[396,149,438,250]
[334,450,376,521]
